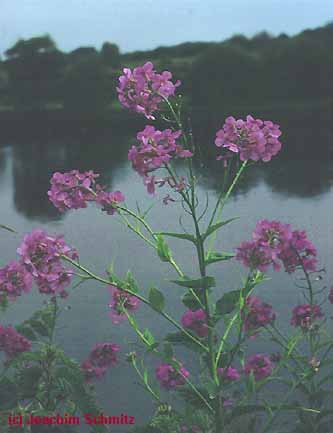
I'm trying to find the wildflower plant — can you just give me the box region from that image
[0,61,332,433]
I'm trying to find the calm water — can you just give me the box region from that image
[0,124,333,430]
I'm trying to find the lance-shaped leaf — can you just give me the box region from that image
[205,251,235,266]
[149,287,165,312]
[0,223,16,233]
[165,332,205,353]
[156,234,172,263]
[171,276,216,290]
[202,217,239,241]
[215,290,241,315]
[163,342,174,360]
[155,231,197,245]
[182,291,204,310]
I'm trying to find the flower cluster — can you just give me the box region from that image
[0,261,33,300]
[243,354,274,381]
[181,309,209,337]
[0,325,31,359]
[17,229,77,296]
[155,362,189,390]
[117,62,180,119]
[242,296,276,337]
[236,220,317,273]
[48,170,99,212]
[291,304,323,330]
[128,125,192,195]
[108,285,140,324]
[217,366,240,382]
[215,115,282,162]
[95,190,125,215]
[81,342,120,382]
[48,170,125,216]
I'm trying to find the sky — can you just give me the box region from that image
[0,0,332,56]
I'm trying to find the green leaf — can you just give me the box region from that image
[126,270,139,294]
[16,324,37,341]
[0,223,16,233]
[156,235,172,263]
[0,378,18,409]
[171,276,216,290]
[182,291,203,310]
[149,287,165,312]
[165,332,205,353]
[29,318,50,337]
[203,217,239,241]
[205,251,235,266]
[163,342,174,360]
[143,328,155,346]
[0,295,9,312]
[17,365,43,398]
[155,231,196,244]
[177,386,210,410]
[215,290,241,315]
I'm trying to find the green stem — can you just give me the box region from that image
[62,256,208,353]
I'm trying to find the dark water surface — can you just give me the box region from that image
[0,122,333,430]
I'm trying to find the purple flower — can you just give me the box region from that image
[48,170,99,212]
[80,360,107,383]
[17,229,77,296]
[236,220,318,274]
[128,126,192,194]
[117,62,181,119]
[236,241,272,272]
[0,261,33,300]
[80,342,120,383]
[244,354,273,381]
[95,190,125,215]
[181,309,209,337]
[217,366,240,382]
[242,296,276,337]
[291,304,323,330]
[88,342,120,368]
[215,115,282,162]
[279,230,317,273]
[108,285,140,324]
[0,326,31,359]
[156,362,189,390]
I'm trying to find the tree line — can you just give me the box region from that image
[0,22,332,114]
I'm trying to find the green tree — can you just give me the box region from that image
[4,35,65,108]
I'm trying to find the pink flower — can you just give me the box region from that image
[0,325,31,359]
[291,304,323,330]
[215,115,282,162]
[117,62,181,119]
[80,342,120,383]
[129,126,192,194]
[279,230,317,273]
[244,354,273,381]
[236,241,272,272]
[48,170,99,212]
[0,261,33,300]
[80,360,106,383]
[181,309,209,337]
[108,285,140,324]
[17,229,77,296]
[217,366,240,382]
[236,221,318,274]
[156,362,189,390]
[95,190,125,215]
[242,296,276,337]
[88,343,120,368]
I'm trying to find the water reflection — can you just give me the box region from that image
[10,134,131,220]
[0,118,332,221]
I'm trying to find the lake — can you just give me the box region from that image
[0,116,332,431]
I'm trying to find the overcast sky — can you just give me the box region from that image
[1,0,332,55]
